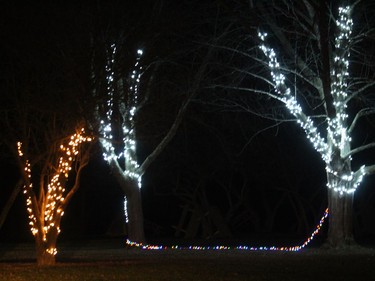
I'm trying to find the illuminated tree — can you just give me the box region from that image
[97,45,146,243]
[95,45,177,243]
[223,1,375,247]
[93,37,215,243]
[0,17,94,263]
[16,129,92,265]
[1,74,93,265]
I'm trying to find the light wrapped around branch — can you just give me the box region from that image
[17,128,92,255]
[258,32,330,163]
[329,5,353,156]
[257,5,367,195]
[99,46,143,189]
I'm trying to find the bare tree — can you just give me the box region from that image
[91,38,215,243]
[0,14,94,263]
[218,1,375,247]
[16,128,92,265]
[1,74,93,265]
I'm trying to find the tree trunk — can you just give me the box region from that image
[125,181,146,243]
[35,234,57,266]
[36,247,55,266]
[109,160,146,243]
[327,187,355,247]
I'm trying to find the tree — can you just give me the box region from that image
[93,38,215,242]
[16,128,92,265]
[0,3,95,263]
[221,1,375,247]
[1,81,93,265]
[0,64,93,266]
[95,45,147,243]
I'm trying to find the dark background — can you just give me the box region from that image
[1,0,375,246]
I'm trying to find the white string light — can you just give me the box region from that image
[124,196,129,223]
[99,46,143,188]
[258,33,330,163]
[258,6,367,195]
[99,46,144,226]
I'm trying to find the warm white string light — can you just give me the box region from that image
[17,129,92,256]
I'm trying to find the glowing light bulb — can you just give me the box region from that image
[99,46,144,189]
[257,6,366,195]
[126,209,329,252]
[17,129,92,240]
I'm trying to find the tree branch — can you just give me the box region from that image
[0,179,22,230]
[364,164,375,176]
[61,145,92,208]
[257,1,322,94]
[346,80,375,103]
[137,61,161,113]
[345,142,375,158]
[210,85,283,101]
[348,108,375,133]
[137,90,193,176]
[138,44,215,176]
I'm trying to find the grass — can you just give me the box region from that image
[1,242,375,280]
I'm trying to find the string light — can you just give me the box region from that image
[126,209,329,252]
[258,33,330,163]
[329,5,352,158]
[17,128,92,256]
[124,196,129,223]
[100,46,143,188]
[99,46,144,224]
[258,6,368,195]
[46,247,58,256]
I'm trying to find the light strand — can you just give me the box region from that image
[126,208,329,252]
[258,32,330,163]
[328,5,352,157]
[99,46,143,188]
[257,6,365,195]
[17,128,92,255]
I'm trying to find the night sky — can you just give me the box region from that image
[1,1,375,246]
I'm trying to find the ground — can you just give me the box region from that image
[0,239,375,280]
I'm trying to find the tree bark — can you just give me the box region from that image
[35,233,57,266]
[327,188,355,247]
[125,181,145,243]
[35,247,55,266]
[109,159,146,243]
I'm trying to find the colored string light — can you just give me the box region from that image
[126,208,329,252]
